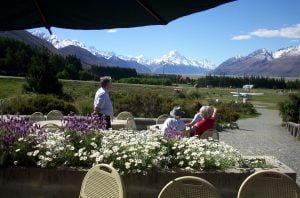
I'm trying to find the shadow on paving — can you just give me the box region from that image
[220,108,300,183]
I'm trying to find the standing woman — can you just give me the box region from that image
[93,76,113,129]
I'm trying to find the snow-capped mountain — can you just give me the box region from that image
[221,55,244,65]
[134,55,155,66]
[120,51,216,73]
[248,48,273,61]
[273,46,300,59]
[155,50,216,69]
[146,50,215,74]
[31,30,150,73]
[31,30,115,59]
[30,30,215,74]
[214,46,300,76]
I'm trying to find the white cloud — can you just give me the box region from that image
[232,24,300,41]
[231,35,251,40]
[106,29,117,33]
[290,39,300,43]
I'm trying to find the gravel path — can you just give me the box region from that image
[219,108,300,183]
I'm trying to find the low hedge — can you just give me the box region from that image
[2,94,78,115]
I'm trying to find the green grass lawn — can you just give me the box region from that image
[0,78,24,98]
[0,77,296,113]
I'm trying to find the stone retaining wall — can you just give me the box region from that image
[0,157,296,198]
[0,115,193,130]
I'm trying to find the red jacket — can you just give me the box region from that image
[194,115,216,137]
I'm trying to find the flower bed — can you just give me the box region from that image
[0,116,297,198]
[1,116,267,171]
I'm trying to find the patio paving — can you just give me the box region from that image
[220,108,300,183]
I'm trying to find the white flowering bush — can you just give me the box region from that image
[76,130,169,175]
[31,131,75,168]
[170,137,240,171]
[11,129,244,174]
[0,117,268,174]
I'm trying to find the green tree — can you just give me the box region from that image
[24,50,62,95]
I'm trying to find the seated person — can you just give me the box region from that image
[186,101,202,127]
[162,106,186,137]
[193,106,217,137]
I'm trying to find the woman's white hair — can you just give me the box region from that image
[199,106,213,119]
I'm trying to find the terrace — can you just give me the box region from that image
[1,0,300,197]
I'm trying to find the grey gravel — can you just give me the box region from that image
[219,108,300,183]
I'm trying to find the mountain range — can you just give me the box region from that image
[0,30,299,76]
[214,47,300,76]
[30,30,216,74]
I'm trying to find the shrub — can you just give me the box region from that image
[114,92,172,118]
[113,92,193,118]
[279,93,300,123]
[208,100,257,123]
[216,104,240,123]
[77,99,94,116]
[185,89,202,100]
[2,94,77,115]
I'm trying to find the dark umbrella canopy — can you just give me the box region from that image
[0,0,234,32]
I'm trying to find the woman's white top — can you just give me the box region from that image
[162,118,185,135]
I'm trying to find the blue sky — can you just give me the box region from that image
[33,0,300,65]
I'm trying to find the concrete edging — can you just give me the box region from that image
[0,157,296,198]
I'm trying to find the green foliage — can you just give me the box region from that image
[0,37,33,76]
[209,100,257,123]
[278,93,300,123]
[23,49,63,95]
[2,94,77,115]
[111,90,257,122]
[112,92,192,118]
[118,76,173,86]
[0,151,9,167]
[88,65,137,80]
[117,74,196,86]
[196,75,297,89]
[77,99,94,116]
[286,79,300,89]
[185,89,202,99]
[216,104,240,123]
[241,158,272,169]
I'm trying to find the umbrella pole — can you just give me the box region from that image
[135,0,167,25]
[32,0,52,34]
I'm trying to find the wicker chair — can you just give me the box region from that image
[126,117,137,130]
[47,110,64,120]
[158,176,220,198]
[30,112,45,122]
[42,123,61,132]
[238,170,300,198]
[156,114,169,125]
[115,111,134,120]
[200,129,219,140]
[79,164,125,198]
